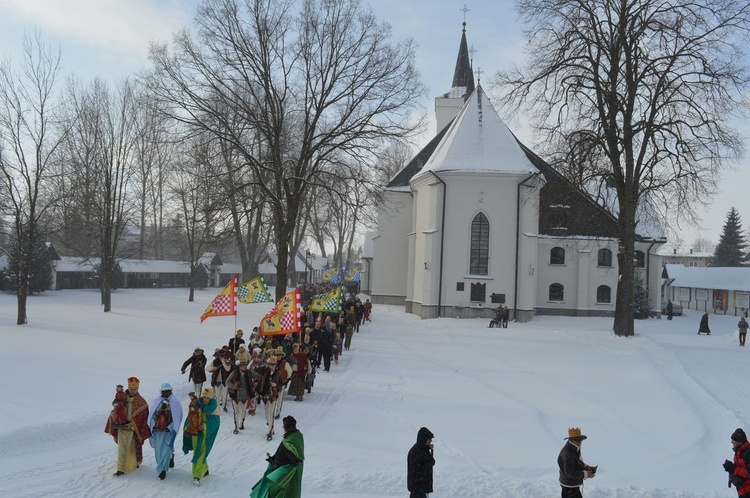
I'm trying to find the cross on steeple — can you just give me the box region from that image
[460,4,470,26]
[476,67,483,84]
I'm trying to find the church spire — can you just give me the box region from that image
[451,21,475,100]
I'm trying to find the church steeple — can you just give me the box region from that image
[451,22,475,99]
[435,20,477,132]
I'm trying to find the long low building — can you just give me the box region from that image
[662,264,750,316]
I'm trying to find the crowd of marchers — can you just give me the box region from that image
[103,290,372,497]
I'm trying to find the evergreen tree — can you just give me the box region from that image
[5,227,53,294]
[633,274,650,320]
[711,207,747,267]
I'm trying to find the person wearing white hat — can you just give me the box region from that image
[148,382,183,480]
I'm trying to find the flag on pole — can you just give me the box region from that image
[345,266,361,283]
[330,268,344,285]
[310,286,342,313]
[237,276,273,303]
[200,276,237,323]
[322,267,337,282]
[259,289,302,336]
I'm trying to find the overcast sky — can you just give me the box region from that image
[0,0,746,247]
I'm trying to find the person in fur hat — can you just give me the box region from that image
[558,427,596,498]
[181,347,207,396]
[724,428,750,497]
[105,377,151,476]
[255,356,285,441]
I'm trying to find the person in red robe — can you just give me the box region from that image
[105,376,151,476]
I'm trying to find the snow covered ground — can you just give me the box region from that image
[0,287,745,497]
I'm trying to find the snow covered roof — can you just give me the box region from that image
[657,244,712,257]
[56,257,195,274]
[664,264,750,292]
[413,85,538,181]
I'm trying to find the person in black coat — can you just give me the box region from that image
[181,347,207,396]
[318,326,334,372]
[407,427,435,498]
[558,427,596,498]
[699,312,711,335]
[228,329,245,356]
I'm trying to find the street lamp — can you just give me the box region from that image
[305,250,311,285]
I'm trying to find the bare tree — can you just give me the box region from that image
[132,91,175,259]
[57,77,140,311]
[147,0,425,300]
[171,136,222,301]
[0,32,66,324]
[493,0,750,336]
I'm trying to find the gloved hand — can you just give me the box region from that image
[724,460,735,473]
[181,370,186,374]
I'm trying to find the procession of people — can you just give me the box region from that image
[103,287,370,495]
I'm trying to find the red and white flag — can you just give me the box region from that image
[200,276,237,323]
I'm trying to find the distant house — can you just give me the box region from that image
[663,264,750,316]
[257,249,327,287]
[658,246,711,268]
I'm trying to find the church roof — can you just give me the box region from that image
[386,122,452,188]
[413,85,538,180]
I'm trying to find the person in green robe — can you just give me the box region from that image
[183,387,220,486]
[250,415,304,498]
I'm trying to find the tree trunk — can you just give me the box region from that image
[16,289,28,325]
[613,202,637,336]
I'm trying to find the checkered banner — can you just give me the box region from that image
[200,276,238,323]
[259,289,302,336]
[310,286,342,313]
[238,276,273,303]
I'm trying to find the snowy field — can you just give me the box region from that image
[0,287,746,497]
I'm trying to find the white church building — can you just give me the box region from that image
[370,24,666,322]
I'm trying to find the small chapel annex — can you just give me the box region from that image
[369,24,666,322]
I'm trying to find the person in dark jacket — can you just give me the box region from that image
[699,312,711,335]
[181,347,208,396]
[228,329,245,356]
[739,318,749,347]
[724,428,750,497]
[319,326,334,372]
[558,427,596,498]
[666,300,674,320]
[407,427,435,498]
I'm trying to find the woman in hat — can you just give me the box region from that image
[181,347,208,396]
[183,388,220,486]
[288,344,310,402]
[558,427,596,497]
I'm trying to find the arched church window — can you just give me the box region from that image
[634,250,645,268]
[596,285,611,303]
[549,283,564,301]
[597,248,612,267]
[550,247,565,265]
[470,213,490,275]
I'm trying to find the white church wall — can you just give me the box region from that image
[409,177,443,317]
[514,180,542,322]
[371,190,413,306]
